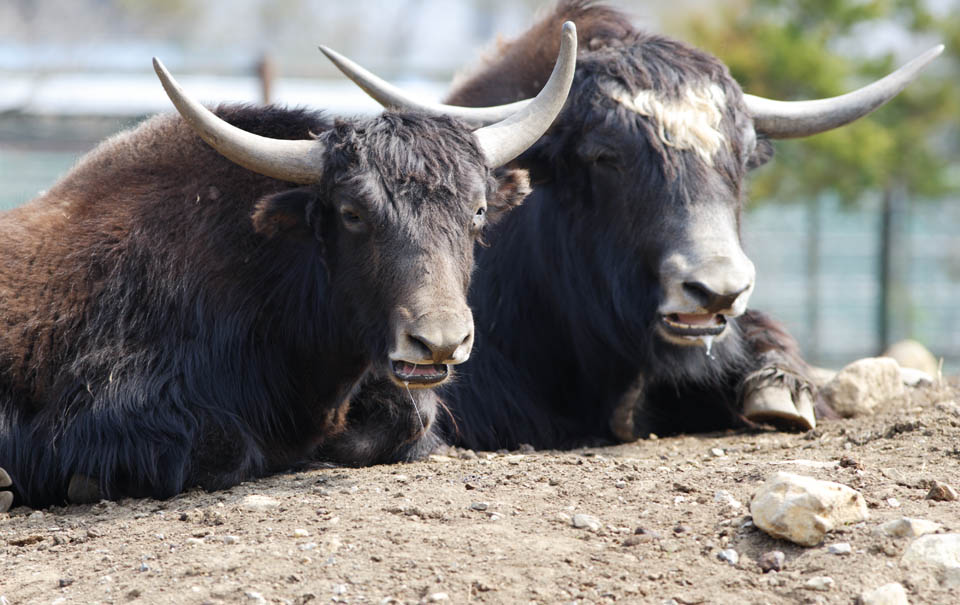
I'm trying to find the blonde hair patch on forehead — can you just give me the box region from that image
[609,83,728,165]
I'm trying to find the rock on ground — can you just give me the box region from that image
[857,582,909,605]
[883,339,939,376]
[822,357,905,418]
[875,518,942,539]
[750,472,868,546]
[901,534,960,588]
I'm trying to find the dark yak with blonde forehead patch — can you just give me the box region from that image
[321,0,937,461]
[0,105,530,509]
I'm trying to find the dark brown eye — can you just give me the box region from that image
[472,205,487,231]
[340,206,366,231]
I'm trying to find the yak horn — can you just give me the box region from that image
[319,22,577,167]
[746,45,943,139]
[317,53,531,129]
[153,58,326,184]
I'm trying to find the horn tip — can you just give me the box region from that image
[561,21,577,38]
[152,57,170,80]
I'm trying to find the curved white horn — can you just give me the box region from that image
[318,46,531,128]
[746,45,943,139]
[153,58,326,184]
[472,22,578,167]
[319,22,577,168]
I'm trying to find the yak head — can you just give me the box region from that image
[152,22,576,388]
[484,26,939,358]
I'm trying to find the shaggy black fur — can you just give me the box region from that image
[318,0,815,459]
[0,105,529,508]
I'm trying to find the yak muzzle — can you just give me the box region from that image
[657,251,755,347]
[389,311,474,388]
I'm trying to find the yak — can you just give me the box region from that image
[0,24,578,511]
[318,0,941,460]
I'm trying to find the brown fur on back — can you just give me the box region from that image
[446,0,634,106]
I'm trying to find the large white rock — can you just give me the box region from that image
[750,472,868,546]
[883,339,939,376]
[874,518,942,539]
[857,582,909,605]
[821,357,904,418]
[901,534,960,588]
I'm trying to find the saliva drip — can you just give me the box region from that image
[702,335,715,360]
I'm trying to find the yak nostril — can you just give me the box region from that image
[406,334,435,360]
[682,281,749,313]
[682,281,714,305]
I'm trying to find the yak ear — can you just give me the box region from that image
[747,138,775,171]
[251,188,319,240]
[487,168,531,223]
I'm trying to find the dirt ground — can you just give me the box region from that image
[2,380,959,605]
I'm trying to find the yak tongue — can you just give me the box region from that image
[398,362,443,377]
[675,313,719,326]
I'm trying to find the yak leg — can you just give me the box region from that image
[738,310,817,431]
[0,467,12,512]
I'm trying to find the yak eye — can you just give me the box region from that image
[339,206,366,232]
[593,150,621,167]
[472,204,487,232]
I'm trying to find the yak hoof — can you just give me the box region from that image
[0,467,12,513]
[0,468,12,513]
[744,382,816,431]
[68,474,102,505]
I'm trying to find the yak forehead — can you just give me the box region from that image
[351,112,487,216]
[571,34,748,181]
[607,82,728,166]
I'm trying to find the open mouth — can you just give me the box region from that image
[660,313,727,338]
[390,361,450,386]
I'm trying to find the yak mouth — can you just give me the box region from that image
[390,361,450,388]
[660,313,727,339]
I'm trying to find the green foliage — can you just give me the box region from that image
[684,0,960,206]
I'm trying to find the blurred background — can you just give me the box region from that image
[1,0,958,372]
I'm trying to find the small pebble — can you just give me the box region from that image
[293,528,310,538]
[58,578,74,588]
[827,542,852,555]
[470,502,489,512]
[245,591,267,604]
[185,537,204,546]
[710,448,725,457]
[886,497,900,508]
[332,584,348,595]
[138,563,150,572]
[926,481,958,502]
[660,540,680,553]
[299,542,318,551]
[758,550,785,573]
[803,576,834,592]
[717,549,739,565]
[223,535,240,545]
[572,514,602,532]
[839,455,863,469]
[428,593,449,602]
[239,495,280,512]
